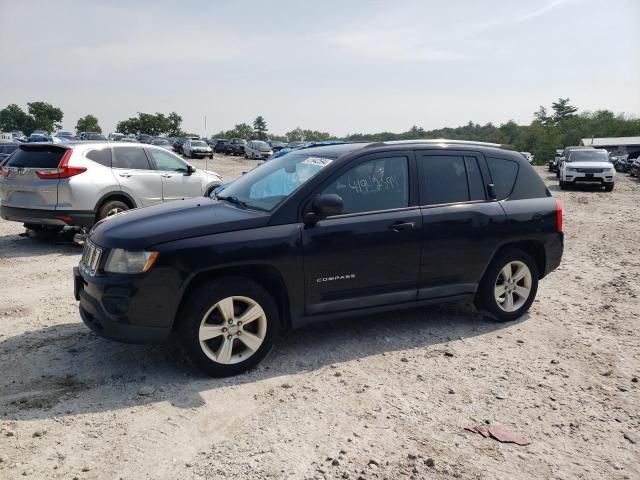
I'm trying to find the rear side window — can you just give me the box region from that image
[486,157,518,200]
[112,147,152,170]
[6,146,66,168]
[419,155,469,205]
[86,148,112,167]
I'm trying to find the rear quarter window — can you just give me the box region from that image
[6,146,66,168]
[86,148,112,167]
[486,157,518,200]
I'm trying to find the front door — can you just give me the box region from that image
[146,148,202,201]
[112,146,163,207]
[302,152,422,315]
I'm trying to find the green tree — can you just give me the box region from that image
[27,101,63,133]
[253,116,268,140]
[75,114,101,134]
[115,112,183,136]
[0,104,33,134]
[551,98,578,122]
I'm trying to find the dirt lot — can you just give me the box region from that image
[0,161,638,480]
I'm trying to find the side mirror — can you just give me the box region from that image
[304,194,343,224]
[185,165,195,175]
[487,183,496,200]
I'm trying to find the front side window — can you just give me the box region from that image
[148,149,188,172]
[218,152,334,211]
[321,156,409,214]
[112,147,152,170]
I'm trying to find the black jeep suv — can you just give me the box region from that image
[74,140,563,377]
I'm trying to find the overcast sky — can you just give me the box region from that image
[1,0,639,136]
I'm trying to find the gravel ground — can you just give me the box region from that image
[0,161,638,480]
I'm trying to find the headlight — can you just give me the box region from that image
[566,167,576,172]
[104,249,158,274]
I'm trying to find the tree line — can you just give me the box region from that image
[1,99,638,164]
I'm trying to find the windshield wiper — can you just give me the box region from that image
[217,195,247,208]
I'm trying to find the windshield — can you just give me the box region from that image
[217,152,334,212]
[567,150,609,162]
[192,141,206,147]
[253,141,269,148]
[153,139,170,145]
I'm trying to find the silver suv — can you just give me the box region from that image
[0,142,222,230]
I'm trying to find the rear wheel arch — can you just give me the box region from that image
[174,264,292,332]
[484,240,547,281]
[94,192,137,221]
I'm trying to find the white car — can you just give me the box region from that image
[559,148,615,192]
[182,139,213,159]
[245,140,273,160]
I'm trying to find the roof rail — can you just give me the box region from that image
[363,139,513,150]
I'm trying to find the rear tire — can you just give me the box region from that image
[98,200,129,221]
[475,248,539,322]
[24,224,63,240]
[177,277,280,377]
[559,180,567,190]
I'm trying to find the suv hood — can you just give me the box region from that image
[90,198,269,250]
[567,161,613,169]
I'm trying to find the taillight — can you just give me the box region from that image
[36,149,86,179]
[0,165,8,178]
[556,199,563,232]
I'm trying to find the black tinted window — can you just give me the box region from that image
[465,156,486,201]
[112,147,151,170]
[486,157,518,200]
[6,146,66,168]
[419,155,469,205]
[86,148,112,167]
[321,156,409,214]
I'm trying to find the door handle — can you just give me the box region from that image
[388,221,415,232]
[118,173,132,178]
[161,174,172,178]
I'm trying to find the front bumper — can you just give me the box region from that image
[74,266,172,344]
[1,205,94,227]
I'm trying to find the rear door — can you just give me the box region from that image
[416,150,506,298]
[146,148,202,201]
[112,146,163,206]
[0,144,67,210]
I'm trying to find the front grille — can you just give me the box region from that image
[576,168,603,173]
[80,240,103,276]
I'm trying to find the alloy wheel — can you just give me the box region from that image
[494,261,532,312]
[198,296,267,364]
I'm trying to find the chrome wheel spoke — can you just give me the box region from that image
[238,331,263,352]
[237,304,264,326]
[494,285,507,298]
[217,297,235,323]
[216,337,234,364]
[514,285,530,299]
[504,292,514,311]
[500,264,512,282]
[199,324,226,342]
[512,265,528,282]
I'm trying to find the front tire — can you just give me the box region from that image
[559,180,568,190]
[177,278,280,377]
[475,249,539,322]
[604,183,614,192]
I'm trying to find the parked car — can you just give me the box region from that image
[108,133,125,141]
[556,146,595,178]
[173,137,188,154]
[182,139,213,159]
[72,139,563,377]
[245,140,273,159]
[79,131,101,140]
[120,137,139,143]
[0,142,222,233]
[32,130,48,136]
[520,152,533,163]
[630,157,640,177]
[559,148,614,191]
[548,149,564,172]
[214,139,228,154]
[10,130,26,142]
[56,131,74,139]
[28,133,51,142]
[0,142,19,163]
[85,133,107,141]
[268,141,287,152]
[151,138,174,151]
[225,138,246,156]
[137,134,153,144]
